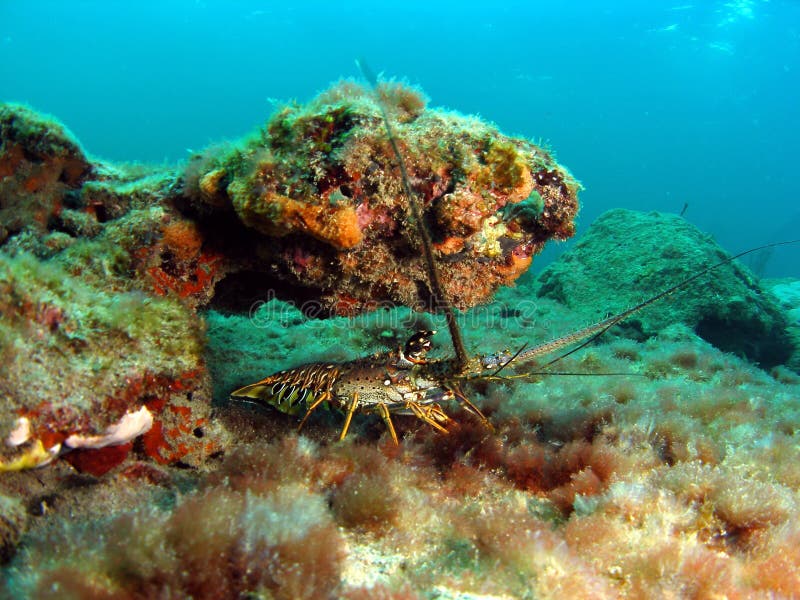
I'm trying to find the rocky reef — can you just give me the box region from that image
[183,81,579,314]
[0,103,228,480]
[4,272,800,598]
[2,86,800,598]
[0,83,579,479]
[537,208,794,369]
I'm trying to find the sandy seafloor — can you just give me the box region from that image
[3,251,800,599]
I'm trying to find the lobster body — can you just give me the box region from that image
[230,331,477,443]
[331,356,457,413]
[232,351,458,416]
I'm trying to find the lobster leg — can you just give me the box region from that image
[377,403,400,445]
[452,386,494,432]
[339,393,360,441]
[297,391,331,433]
[406,400,450,433]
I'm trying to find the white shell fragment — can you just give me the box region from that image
[6,417,31,447]
[64,406,154,449]
[41,442,62,467]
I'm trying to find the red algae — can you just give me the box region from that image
[340,584,422,600]
[27,486,346,600]
[330,470,399,533]
[6,374,800,599]
[160,220,203,261]
[61,443,133,477]
[140,421,173,465]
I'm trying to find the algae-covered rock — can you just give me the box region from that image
[0,104,229,476]
[6,86,800,600]
[766,279,800,371]
[0,493,25,564]
[183,80,579,314]
[769,280,800,326]
[0,249,224,474]
[0,104,93,250]
[536,208,794,367]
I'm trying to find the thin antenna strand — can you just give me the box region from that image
[357,59,469,371]
[516,239,800,370]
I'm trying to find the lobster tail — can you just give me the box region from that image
[231,364,340,417]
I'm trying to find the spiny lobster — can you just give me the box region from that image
[231,64,798,443]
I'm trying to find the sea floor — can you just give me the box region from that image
[2,278,800,599]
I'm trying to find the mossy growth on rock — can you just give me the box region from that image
[535,208,795,368]
[182,80,580,314]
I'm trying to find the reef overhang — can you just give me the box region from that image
[182,80,580,314]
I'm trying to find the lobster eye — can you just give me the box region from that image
[404,330,436,361]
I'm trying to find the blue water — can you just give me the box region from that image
[2,0,798,276]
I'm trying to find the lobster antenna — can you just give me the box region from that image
[357,59,469,371]
[512,238,800,371]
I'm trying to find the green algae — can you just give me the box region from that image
[0,103,85,159]
[0,247,204,450]
[503,188,545,224]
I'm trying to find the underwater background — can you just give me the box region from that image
[2,0,799,276]
[3,1,800,599]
